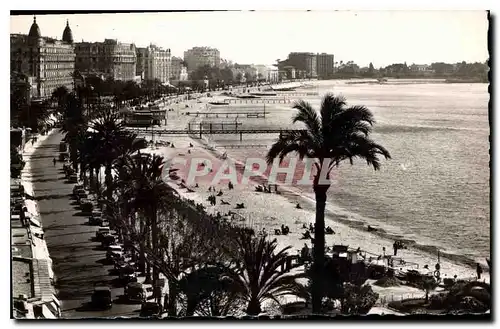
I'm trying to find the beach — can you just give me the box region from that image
[133,82,490,292]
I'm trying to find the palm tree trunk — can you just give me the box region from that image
[104,163,113,219]
[246,297,261,316]
[145,225,152,283]
[166,280,178,316]
[139,216,146,274]
[151,205,160,297]
[311,182,329,314]
[89,168,94,192]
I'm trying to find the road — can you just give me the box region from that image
[31,132,147,318]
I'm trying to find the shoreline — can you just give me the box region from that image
[135,88,489,283]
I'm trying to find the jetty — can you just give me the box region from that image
[274,91,319,96]
[185,110,266,118]
[224,98,292,104]
[127,127,305,141]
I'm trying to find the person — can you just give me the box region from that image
[53,158,57,166]
[476,263,483,280]
[393,241,398,256]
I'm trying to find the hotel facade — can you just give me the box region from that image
[10,17,75,99]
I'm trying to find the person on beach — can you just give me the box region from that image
[53,158,57,166]
[393,241,398,256]
[476,263,483,280]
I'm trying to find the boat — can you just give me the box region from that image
[236,95,260,99]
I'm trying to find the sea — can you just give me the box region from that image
[205,79,491,267]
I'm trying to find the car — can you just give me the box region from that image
[73,185,84,196]
[119,265,137,283]
[76,191,87,202]
[68,173,78,183]
[78,195,89,205]
[124,282,148,303]
[89,216,103,226]
[91,286,112,309]
[90,210,103,219]
[81,201,93,214]
[107,245,124,262]
[96,227,110,241]
[101,234,116,248]
[140,302,161,318]
[59,152,69,162]
[59,142,68,152]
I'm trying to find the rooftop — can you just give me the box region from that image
[12,259,33,299]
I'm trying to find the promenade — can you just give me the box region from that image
[30,132,145,318]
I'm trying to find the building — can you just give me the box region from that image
[234,64,258,82]
[10,17,75,99]
[11,178,61,319]
[409,64,434,73]
[316,53,334,79]
[287,52,317,78]
[266,66,279,83]
[135,44,171,83]
[170,56,188,81]
[75,39,137,81]
[183,47,220,72]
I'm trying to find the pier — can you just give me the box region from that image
[127,127,304,141]
[185,111,266,118]
[224,98,292,104]
[274,92,319,96]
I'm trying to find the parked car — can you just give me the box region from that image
[91,286,112,309]
[140,302,161,318]
[76,190,87,201]
[68,173,78,183]
[107,245,124,262]
[59,152,69,162]
[101,234,116,248]
[59,142,68,152]
[90,216,104,226]
[73,185,84,196]
[78,194,89,205]
[96,227,110,241]
[119,265,137,284]
[125,282,148,303]
[81,201,93,215]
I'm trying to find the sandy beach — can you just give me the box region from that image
[132,84,489,306]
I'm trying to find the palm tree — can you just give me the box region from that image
[222,232,305,315]
[266,93,390,313]
[88,110,137,206]
[60,93,86,171]
[114,152,174,286]
[52,86,69,112]
[180,264,243,316]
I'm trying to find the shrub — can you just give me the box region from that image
[341,283,379,315]
[428,292,448,310]
[456,296,487,313]
[388,298,426,313]
[374,276,402,287]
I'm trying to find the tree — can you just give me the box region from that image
[88,110,138,208]
[222,232,305,315]
[368,62,375,76]
[266,94,390,314]
[52,86,69,111]
[235,72,243,83]
[180,265,243,316]
[60,93,86,171]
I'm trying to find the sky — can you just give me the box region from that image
[10,11,489,68]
